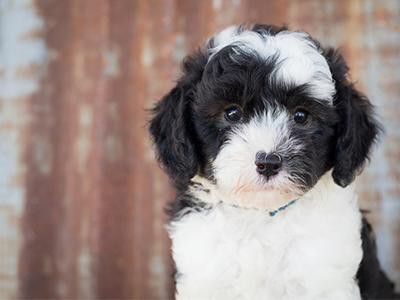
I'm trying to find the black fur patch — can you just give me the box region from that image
[166,190,211,222]
[357,216,400,299]
[323,48,382,187]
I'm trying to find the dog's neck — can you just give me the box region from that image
[188,171,356,214]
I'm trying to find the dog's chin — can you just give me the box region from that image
[224,182,302,211]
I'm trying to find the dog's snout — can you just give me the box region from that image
[255,151,282,177]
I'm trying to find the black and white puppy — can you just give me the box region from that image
[150,24,398,300]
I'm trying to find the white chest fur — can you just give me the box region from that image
[169,174,363,300]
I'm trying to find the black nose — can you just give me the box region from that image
[255,151,282,177]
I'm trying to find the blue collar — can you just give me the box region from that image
[227,199,298,216]
[269,199,298,217]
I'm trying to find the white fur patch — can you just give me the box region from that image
[170,173,362,300]
[212,109,303,209]
[208,26,335,102]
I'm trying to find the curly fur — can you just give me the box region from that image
[149,24,398,299]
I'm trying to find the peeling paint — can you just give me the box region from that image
[212,0,223,11]
[173,34,187,63]
[141,38,155,67]
[0,0,47,298]
[102,47,120,78]
[32,136,52,175]
[76,104,93,171]
[0,0,47,99]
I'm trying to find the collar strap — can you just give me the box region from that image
[269,199,298,217]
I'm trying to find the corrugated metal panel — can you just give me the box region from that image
[0,0,398,299]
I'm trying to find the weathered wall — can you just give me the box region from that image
[0,0,398,299]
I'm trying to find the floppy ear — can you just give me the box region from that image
[324,48,381,187]
[149,51,207,188]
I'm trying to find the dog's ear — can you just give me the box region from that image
[149,51,207,188]
[324,48,381,187]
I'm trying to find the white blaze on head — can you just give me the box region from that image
[208,26,335,102]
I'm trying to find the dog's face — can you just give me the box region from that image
[150,24,379,203]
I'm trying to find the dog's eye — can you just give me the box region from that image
[294,109,308,124]
[224,105,243,122]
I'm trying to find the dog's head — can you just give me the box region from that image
[150,24,379,202]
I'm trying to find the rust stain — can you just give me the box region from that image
[19,0,79,296]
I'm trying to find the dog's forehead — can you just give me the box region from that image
[207,26,335,104]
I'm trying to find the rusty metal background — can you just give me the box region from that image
[0,0,399,299]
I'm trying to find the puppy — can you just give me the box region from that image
[150,24,398,300]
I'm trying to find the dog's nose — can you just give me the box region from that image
[255,151,282,177]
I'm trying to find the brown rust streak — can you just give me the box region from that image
[94,0,174,298]
[20,0,78,298]
[70,0,110,298]
[20,0,109,298]
[241,0,289,27]
[93,1,138,298]
[141,0,178,298]
[176,0,216,52]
